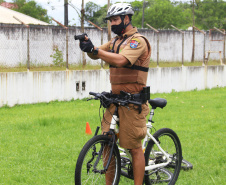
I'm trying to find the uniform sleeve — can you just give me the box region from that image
[87,40,111,59]
[99,40,111,51]
[119,37,147,65]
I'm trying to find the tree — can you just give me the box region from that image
[195,0,226,30]
[85,1,100,19]
[84,0,192,29]
[76,0,226,30]
[131,0,192,29]
[178,0,226,30]
[12,0,51,23]
[85,2,108,27]
[130,0,144,27]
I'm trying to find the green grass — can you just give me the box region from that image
[0,64,109,72]
[149,60,222,68]
[0,60,223,72]
[0,88,225,184]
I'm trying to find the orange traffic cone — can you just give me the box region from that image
[85,122,92,135]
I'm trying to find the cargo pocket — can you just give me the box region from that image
[131,119,147,140]
[131,103,149,140]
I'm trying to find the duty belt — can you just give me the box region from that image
[102,87,150,113]
[110,92,148,104]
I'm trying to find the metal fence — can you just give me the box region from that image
[0,23,225,70]
[0,23,106,69]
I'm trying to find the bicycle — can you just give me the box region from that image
[75,91,183,185]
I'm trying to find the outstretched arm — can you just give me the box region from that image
[80,36,129,67]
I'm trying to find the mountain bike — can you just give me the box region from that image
[75,91,184,185]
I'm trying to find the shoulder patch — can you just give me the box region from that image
[130,38,140,49]
[132,38,140,43]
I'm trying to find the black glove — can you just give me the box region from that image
[80,39,94,53]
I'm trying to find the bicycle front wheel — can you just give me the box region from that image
[75,135,121,185]
[144,128,182,185]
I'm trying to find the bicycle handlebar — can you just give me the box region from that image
[89,92,100,97]
[89,91,142,107]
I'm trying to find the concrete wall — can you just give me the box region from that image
[0,24,225,67]
[0,65,225,107]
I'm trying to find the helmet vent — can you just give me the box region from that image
[118,8,123,12]
[111,7,115,13]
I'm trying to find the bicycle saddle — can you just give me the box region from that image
[148,98,167,109]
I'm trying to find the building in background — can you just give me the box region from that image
[0,5,49,25]
[0,2,18,9]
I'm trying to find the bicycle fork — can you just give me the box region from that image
[102,106,120,173]
[93,107,119,174]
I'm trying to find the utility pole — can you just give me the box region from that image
[107,0,111,41]
[64,0,68,26]
[142,0,145,28]
[81,0,86,66]
[81,0,85,33]
[191,0,195,62]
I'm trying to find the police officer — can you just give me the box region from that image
[79,3,151,185]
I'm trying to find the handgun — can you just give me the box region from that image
[74,33,88,41]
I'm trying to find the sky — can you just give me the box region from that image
[3,0,136,25]
[39,0,137,25]
[3,0,191,26]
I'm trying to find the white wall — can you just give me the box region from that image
[0,24,225,67]
[0,65,225,107]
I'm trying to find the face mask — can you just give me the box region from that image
[111,20,125,36]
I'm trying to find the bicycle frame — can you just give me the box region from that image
[116,108,172,171]
[75,92,183,185]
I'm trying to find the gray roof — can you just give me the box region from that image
[0,5,49,25]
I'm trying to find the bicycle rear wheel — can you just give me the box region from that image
[75,135,121,185]
[144,128,182,185]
